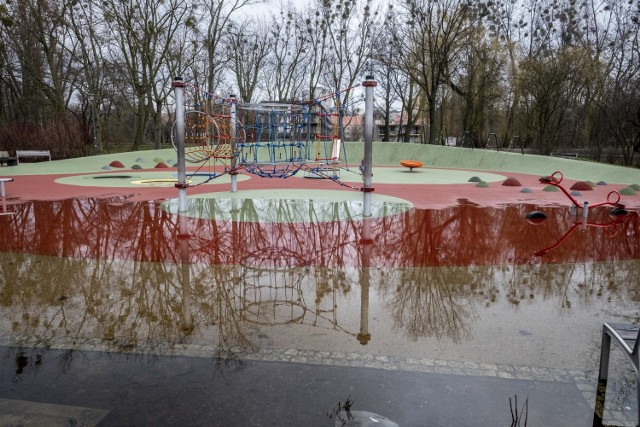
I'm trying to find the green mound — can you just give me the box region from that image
[619,187,637,196]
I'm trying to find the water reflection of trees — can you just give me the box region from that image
[387,267,476,343]
[0,197,638,356]
[3,197,638,267]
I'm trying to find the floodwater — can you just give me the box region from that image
[0,196,638,424]
[1,196,638,364]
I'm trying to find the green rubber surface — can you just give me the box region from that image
[5,143,640,185]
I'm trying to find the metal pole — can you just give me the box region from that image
[230,95,238,193]
[172,77,193,330]
[582,201,589,219]
[362,75,376,217]
[172,77,188,213]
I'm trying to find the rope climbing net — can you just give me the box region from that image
[171,85,360,186]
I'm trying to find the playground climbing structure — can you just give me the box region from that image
[171,85,355,185]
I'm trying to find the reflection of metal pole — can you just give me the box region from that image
[173,77,188,213]
[230,95,238,193]
[358,218,373,345]
[231,198,240,278]
[362,75,376,218]
[179,214,193,331]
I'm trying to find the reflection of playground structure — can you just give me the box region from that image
[165,196,411,223]
[533,215,628,260]
[1,197,639,360]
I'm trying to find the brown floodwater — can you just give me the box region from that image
[0,196,639,372]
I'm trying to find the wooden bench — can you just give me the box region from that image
[593,322,639,426]
[16,150,51,163]
[0,177,13,197]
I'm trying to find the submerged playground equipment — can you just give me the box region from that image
[171,76,377,216]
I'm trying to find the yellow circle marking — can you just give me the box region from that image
[131,178,191,186]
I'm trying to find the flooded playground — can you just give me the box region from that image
[1,193,638,361]
[0,144,639,425]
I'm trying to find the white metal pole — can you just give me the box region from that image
[230,95,238,193]
[173,77,188,213]
[362,75,376,217]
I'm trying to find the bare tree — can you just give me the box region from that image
[150,16,198,149]
[320,0,378,106]
[370,10,400,142]
[102,0,193,149]
[0,6,23,121]
[302,0,332,100]
[67,0,109,152]
[448,25,505,147]
[477,0,528,146]
[203,0,259,95]
[395,0,478,144]
[517,47,593,154]
[264,5,310,102]
[579,0,640,164]
[1,0,77,121]
[226,19,270,103]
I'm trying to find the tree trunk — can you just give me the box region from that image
[132,99,146,150]
[154,99,162,149]
[428,104,438,145]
